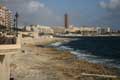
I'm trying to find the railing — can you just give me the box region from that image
[0,37,16,44]
[0,35,21,50]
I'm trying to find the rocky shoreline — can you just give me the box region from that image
[10,37,120,80]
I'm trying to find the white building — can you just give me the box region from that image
[35,25,54,34]
[96,27,112,34]
[25,26,32,31]
[65,25,80,33]
[78,27,97,35]
[79,27,96,32]
[78,26,112,35]
[25,25,54,34]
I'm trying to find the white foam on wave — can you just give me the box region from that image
[58,46,74,51]
[50,41,120,69]
[71,50,120,69]
[50,42,62,47]
[50,39,74,47]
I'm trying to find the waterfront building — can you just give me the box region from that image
[25,26,32,32]
[79,27,97,35]
[0,5,13,31]
[51,26,65,34]
[96,27,112,35]
[35,25,54,34]
[65,25,80,33]
[25,25,54,34]
[78,26,112,35]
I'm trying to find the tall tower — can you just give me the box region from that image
[64,13,69,29]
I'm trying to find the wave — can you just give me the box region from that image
[50,42,120,69]
[50,42,62,47]
[49,39,77,47]
[64,46,120,68]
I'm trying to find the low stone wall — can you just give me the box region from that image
[0,37,16,44]
[0,35,21,50]
[0,35,21,80]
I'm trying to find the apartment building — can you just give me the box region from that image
[0,5,13,31]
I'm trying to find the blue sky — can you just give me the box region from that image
[40,0,105,26]
[3,0,120,28]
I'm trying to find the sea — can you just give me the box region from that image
[50,37,120,69]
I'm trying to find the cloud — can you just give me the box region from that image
[99,0,120,28]
[99,1,107,9]
[27,1,45,13]
[100,0,120,10]
[3,0,62,26]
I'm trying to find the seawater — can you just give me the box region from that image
[50,37,120,69]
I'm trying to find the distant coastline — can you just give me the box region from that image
[54,34,120,38]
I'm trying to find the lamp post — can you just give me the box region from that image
[13,18,16,32]
[14,12,19,36]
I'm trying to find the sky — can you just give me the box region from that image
[1,0,120,28]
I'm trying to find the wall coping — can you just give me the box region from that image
[0,35,21,51]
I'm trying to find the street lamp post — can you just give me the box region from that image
[13,18,16,32]
[14,12,19,36]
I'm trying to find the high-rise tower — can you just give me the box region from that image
[64,13,69,29]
